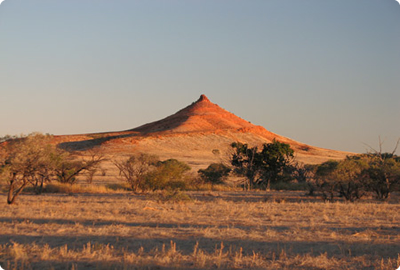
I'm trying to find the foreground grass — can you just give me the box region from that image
[0,191,399,269]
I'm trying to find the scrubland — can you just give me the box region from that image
[0,190,399,270]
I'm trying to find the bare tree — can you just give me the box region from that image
[53,149,105,185]
[361,138,400,200]
[0,133,106,204]
[114,153,159,192]
[290,162,317,195]
[0,133,55,204]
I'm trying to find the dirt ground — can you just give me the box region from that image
[0,191,399,269]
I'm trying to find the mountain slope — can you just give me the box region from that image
[130,94,258,134]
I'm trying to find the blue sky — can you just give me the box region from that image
[0,0,399,154]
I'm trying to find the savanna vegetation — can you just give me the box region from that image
[0,134,399,269]
[229,140,400,202]
[0,133,104,204]
[0,192,399,269]
[306,149,400,202]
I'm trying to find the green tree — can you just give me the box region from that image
[230,140,294,190]
[314,160,339,201]
[230,142,262,190]
[259,140,294,189]
[316,156,367,202]
[315,157,368,202]
[335,156,368,201]
[198,163,231,189]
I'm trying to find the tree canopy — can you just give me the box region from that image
[230,140,294,190]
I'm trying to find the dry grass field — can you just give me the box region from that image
[0,190,399,270]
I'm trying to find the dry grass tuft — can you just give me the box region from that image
[148,190,193,203]
[1,240,399,269]
[43,183,125,194]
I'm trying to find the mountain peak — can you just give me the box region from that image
[131,94,254,134]
[197,94,210,103]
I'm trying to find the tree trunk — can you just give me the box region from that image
[266,179,271,191]
[7,181,15,204]
[7,175,28,205]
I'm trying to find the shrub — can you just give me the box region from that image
[113,153,159,192]
[360,153,400,200]
[143,159,191,191]
[198,163,231,190]
[313,158,367,202]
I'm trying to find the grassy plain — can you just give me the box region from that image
[0,190,399,269]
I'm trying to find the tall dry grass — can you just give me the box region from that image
[0,191,399,269]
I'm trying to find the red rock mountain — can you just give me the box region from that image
[131,95,262,134]
[54,95,351,173]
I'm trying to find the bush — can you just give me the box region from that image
[313,158,367,202]
[360,153,400,200]
[113,153,159,192]
[143,159,191,191]
[198,163,231,190]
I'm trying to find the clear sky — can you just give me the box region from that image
[0,0,399,154]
